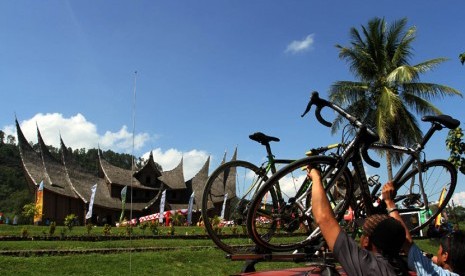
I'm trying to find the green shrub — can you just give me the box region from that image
[125,224,133,236]
[49,221,56,236]
[139,222,148,235]
[86,223,93,235]
[149,221,159,235]
[60,227,67,238]
[103,224,111,236]
[64,214,77,233]
[20,227,29,238]
[169,223,175,236]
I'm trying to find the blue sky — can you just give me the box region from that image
[1,1,464,204]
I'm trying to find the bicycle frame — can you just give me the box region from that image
[254,135,343,209]
[299,92,459,219]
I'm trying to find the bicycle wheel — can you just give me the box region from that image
[201,160,277,254]
[246,156,353,252]
[395,159,457,235]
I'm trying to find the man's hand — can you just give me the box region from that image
[382,181,413,246]
[306,166,321,181]
[382,181,396,209]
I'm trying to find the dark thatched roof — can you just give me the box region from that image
[190,156,210,209]
[98,152,155,191]
[159,157,185,190]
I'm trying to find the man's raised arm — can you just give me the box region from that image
[308,167,341,251]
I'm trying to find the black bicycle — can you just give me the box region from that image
[201,132,346,254]
[246,91,459,252]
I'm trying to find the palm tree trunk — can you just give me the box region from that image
[386,151,393,181]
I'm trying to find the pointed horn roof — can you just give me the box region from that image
[159,157,185,189]
[15,118,41,192]
[134,150,162,178]
[15,118,33,150]
[59,135,88,203]
[220,150,227,165]
[35,125,77,197]
[230,147,237,162]
[190,156,210,209]
[36,124,59,163]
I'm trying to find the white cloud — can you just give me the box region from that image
[452,191,465,207]
[285,34,315,54]
[141,148,210,180]
[3,113,150,153]
[100,125,150,152]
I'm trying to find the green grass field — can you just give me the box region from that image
[0,224,451,275]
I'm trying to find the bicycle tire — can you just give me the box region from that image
[246,156,353,252]
[395,159,457,235]
[201,160,278,254]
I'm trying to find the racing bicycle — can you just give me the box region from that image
[246,91,459,252]
[201,132,347,254]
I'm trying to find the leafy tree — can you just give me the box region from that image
[0,130,4,144]
[330,17,462,180]
[6,135,15,145]
[446,127,465,174]
[22,202,38,224]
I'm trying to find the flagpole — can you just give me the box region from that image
[129,70,137,272]
[130,71,137,224]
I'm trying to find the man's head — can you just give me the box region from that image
[360,214,406,256]
[437,230,465,274]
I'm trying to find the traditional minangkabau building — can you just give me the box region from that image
[15,119,236,226]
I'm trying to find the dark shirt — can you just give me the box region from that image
[333,231,398,276]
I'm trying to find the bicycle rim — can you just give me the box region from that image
[246,156,353,252]
[201,160,271,254]
[396,159,457,235]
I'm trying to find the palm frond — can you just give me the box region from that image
[401,93,443,115]
[412,58,448,74]
[375,87,403,141]
[403,83,462,100]
[390,22,415,66]
[387,65,418,83]
[329,81,368,104]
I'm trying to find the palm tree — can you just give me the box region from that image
[329,17,462,180]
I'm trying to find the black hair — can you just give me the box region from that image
[364,215,409,276]
[440,230,465,275]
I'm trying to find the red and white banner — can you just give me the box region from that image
[139,209,190,224]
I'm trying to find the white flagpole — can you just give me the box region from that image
[128,70,137,273]
[130,71,137,222]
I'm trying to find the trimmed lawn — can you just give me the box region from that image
[0,224,457,275]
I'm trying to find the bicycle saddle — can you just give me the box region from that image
[422,115,460,129]
[249,132,280,145]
